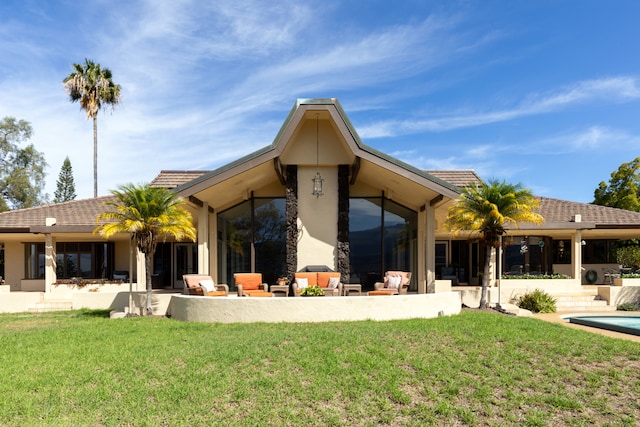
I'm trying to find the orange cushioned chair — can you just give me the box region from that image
[182,274,229,296]
[234,273,272,297]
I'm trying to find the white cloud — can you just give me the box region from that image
[359,77,640,138]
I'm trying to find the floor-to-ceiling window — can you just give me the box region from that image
[253,198,287,286]
[349,197,417,291]
[218,198,286,289]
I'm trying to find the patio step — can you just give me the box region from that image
[28,299,73,313]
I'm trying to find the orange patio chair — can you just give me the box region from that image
[234,273,272,297]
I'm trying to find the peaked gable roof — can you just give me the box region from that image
[175,98,460,199]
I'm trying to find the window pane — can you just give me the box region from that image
[254,198,286,285]
[349,198,417,291]
[66,253,79,277]
[218,201,252,289]
[349,198,382,290]
[383,200,416,276]
[553,240,571,264]
[25,243,45,279]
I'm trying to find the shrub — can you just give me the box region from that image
[502,273,571,280]
[617,302,640,311]
[616,245,640,270]
[516,289,557,313]
[300,285,324,296]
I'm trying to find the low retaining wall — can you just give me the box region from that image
[598,284,640,306]
[499,279,580,293]
[455,287,499,308]
[73,291,177,316]
[167,292,462,323]
[0,291,43,313]
[0,289,178,315]
[50,283,145,299]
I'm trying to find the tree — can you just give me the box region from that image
[0,117,49,211]
[593,157,640,211]
[53,156,77,203]
[445,179,544,309]
[63,59,122,198]
[94,184,196,315]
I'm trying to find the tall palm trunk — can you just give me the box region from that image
[93,117,98,198]
[479,245,493,308]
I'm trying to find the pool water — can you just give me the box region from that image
[568,315,640,337]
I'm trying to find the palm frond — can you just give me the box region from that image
[445,179,544,245]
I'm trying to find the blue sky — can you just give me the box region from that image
[1,1,639,203]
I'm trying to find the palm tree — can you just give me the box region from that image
[63,59,122,198]
[94,184,196,315]
[445,179,544,309]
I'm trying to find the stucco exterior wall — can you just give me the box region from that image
[297,166,338,270]
[4,240,25,290]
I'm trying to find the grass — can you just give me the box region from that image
[0,309,639,426]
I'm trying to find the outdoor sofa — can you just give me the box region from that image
[293,272,342,296]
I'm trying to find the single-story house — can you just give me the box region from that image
[1,98,640,307]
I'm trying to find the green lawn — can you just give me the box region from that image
[0,310,639,426]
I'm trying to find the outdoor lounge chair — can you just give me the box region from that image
[234,273,272,297]
[182,274,229,296]
[293,272,342,296]
[373,271,412,295]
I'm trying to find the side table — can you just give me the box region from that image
[270,284,290,297]
[342,284,362,296]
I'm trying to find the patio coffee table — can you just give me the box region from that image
[343,284,362,296]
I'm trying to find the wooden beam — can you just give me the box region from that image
[349,157,361,185]
[429,194,444,206]
[274,158,286,185]
[188,196,213,213]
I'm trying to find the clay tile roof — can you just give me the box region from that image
[149,170,210,189]
[0,196,116,229]
[536,197,640,226]
[426,170,482,188]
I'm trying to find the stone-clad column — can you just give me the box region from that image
[285,165,298,282]
[337,164,350,283]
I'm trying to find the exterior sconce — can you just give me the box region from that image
[312,171,324,197]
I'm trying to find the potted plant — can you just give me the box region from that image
[300,285,324,296]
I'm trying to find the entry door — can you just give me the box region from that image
[174,243,198,289]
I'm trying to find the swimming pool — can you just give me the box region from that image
[568,315,640,337]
